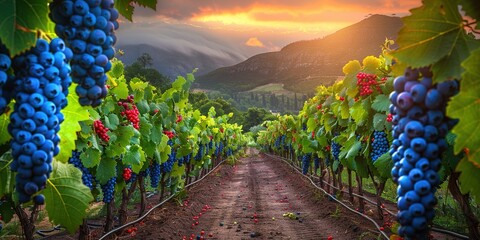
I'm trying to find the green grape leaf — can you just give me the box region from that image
[57,85,92,163]
[110,81,129,99]
[115,0,134,21]
[80,148,102,168]
[391,0,480,81]
[355,157,369,178]
[456,157,480,204]
[137,100,150,115]
[371,94,390,112]
[44,161,94,233]
[105,126,135,157]
[105,113,119,130]
[0,0,49,56]
[96,158,117,184]
[340,100,349,119]
[171,164,186,178]
[459,0,480,21]
[447,48,480,163]
[373,113,387,131]
[0,110,11,145]
[0,200,14,223]
[350,101,368,126]
[150,125,163,144]
[109,59,124,79]
[0,152,15,197]
[123,145,145,172]
[373,153,393,181]
[141,140,156,158]
[139,116,153,141]
[346,140,361,159]
[172,76,186,91]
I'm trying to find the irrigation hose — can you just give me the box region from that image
[265,153,469,240]
[264,153,389,240]
[99,158,227,240]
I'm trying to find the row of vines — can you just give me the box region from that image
[0,0,249,239]
[258,0,480,239]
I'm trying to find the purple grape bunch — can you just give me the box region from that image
[49,0,119,107]
[389,67,458,239]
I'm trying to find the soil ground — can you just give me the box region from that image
[121,150,379,240]
[43,149,463,240]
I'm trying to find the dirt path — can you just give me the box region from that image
[130,151,377,239]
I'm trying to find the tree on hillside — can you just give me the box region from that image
[241,107,276,132]
[124,53,171,91]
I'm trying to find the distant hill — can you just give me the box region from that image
[196,14,403,93]
[116,44,245,80]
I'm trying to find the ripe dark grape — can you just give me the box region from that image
[390,68,458,239]
[68,150,94,189]
[301,153,311,174]
[370,131,389,162]
[101,177,116,203]
[149,161,161,188]
[49,0,119,107]
[9,38,71,203]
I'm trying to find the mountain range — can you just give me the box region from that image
[196,14,403,93]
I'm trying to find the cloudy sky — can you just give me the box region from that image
[117,0,421,60]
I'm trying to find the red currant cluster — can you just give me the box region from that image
[118,95,140,129]
[94,120,110,142]
[122,167,132,181]
[325,145,331,151]
[163,130,175,139]
[356,72,381,96]
[176,114,183,123]
[316,104,322,110]
[386,113,393,122]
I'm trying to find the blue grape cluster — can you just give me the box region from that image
[313,154,320,171]
[0,42,14,115]
[331,141,341,161]
[301,153,311,174]
[101,177,116,203]
[183,153,192,164]
[274,136,282,149]
[227,148,233,157]
[8,38,72,204]
[208,140,213,152]
[370,131,389,162]
[195,144,204,161]
[389,68,458,239]
[161,144,176,173]
[68,150,94,189]
[49,0,119,107]
[149,161,161,188]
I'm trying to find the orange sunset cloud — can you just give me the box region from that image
[245,37,265,47]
